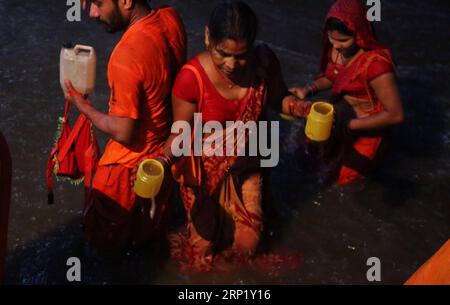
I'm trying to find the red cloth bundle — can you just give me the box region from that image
[46,99,99,204]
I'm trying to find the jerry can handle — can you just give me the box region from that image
[74,44,94,55]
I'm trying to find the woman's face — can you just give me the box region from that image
[205,28,252,79]
[327,30,358,57]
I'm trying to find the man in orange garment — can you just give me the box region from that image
[65,0,186,252]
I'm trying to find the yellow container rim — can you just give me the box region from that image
[138,159,164,181]
[309,102,334,120]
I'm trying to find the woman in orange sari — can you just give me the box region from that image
[292,0,404,185]
[154,1,308,272]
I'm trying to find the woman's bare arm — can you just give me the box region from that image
[348,73,404,131]
[290,76,333,99]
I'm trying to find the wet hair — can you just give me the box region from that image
[326,17,354,36]
[208,1,259,46]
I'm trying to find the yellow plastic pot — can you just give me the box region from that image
[133,159,164,199]
[305,102,334,142]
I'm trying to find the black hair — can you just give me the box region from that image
[326,17,354,36]
[208,1,259,46]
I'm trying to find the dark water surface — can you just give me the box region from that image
[0,0,449,284]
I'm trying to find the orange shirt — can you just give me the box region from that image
[99,7,186,167]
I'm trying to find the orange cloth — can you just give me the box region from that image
[336,136,383,185]
[99,7,186,167]
[84,164,173,252]
[92,164,135,211]
[405,239,450,285]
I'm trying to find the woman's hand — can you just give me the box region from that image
[283,95,312,118]
[292,99,312,118]
[289,87,310,100]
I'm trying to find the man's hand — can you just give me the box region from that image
[65,81,136,146]
[64,80,91,113]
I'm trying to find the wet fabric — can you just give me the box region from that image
[317,0,396,185]
[83,163,173,253]
[169,47,302,273]
[99,7,186,168]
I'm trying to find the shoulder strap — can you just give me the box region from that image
[362,52,393,111]
[180,63,205,157]
[57,113,88,163]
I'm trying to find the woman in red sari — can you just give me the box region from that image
[292,0,404,185]
[154,1,308,272]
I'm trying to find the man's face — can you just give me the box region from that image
[89,0,126,33]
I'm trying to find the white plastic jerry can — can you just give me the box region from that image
[60,43,96,95]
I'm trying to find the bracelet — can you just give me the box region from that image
[288,100,296,116]
[304,102,312,116]
[307,82,318,96]
[156,154,175,168]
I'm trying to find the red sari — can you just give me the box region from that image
[319,0,396,185]
[170,47,302,273]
